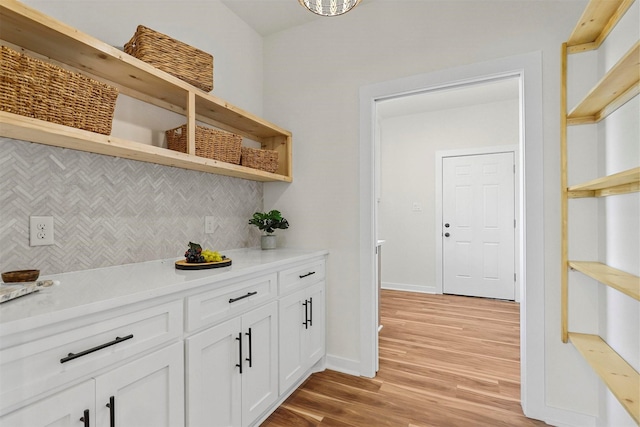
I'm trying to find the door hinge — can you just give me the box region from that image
[514,273,517,282]
[514,219,516,228]
[513,165,516,173]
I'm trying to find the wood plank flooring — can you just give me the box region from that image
[261,290,548,427]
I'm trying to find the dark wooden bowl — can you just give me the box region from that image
[1,269,40,283]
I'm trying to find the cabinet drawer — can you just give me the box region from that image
[279,259,326,295]
[185,273,277,332]
[0,300,183,415]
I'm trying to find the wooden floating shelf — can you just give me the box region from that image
[568,167,640,198]
[568,333,639,424]
[567,41,640,124]
[569,261,640,301]
[0,112,290,183]
[566,0,635,52]
[0,0,292,182]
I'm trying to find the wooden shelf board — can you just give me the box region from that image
[568,333,639,424]
[0,0,290,141]
[567,41,640,123]
[0,112,292,183]
[566,0,634,51]
[569,261,640,301]
[568,167,640,197]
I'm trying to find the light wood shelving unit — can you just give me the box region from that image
[0,0,292,183]
[561,0,640,424]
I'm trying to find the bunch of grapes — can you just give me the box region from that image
[202,249,224,262]
[185,242,205,263]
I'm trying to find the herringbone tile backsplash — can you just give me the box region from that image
[0,137,263,276]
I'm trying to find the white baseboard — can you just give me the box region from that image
[382,282,437,294]
[325,353,361,376]
[538,405,597,427]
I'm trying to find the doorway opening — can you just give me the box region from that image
[359,52,546,420]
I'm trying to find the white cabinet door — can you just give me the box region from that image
[186,317,242,427]
[0,380,95,427]
[95,342,185,427]
[186,302,278,427]
[278,282,325,395]
[241,302,278,427]
[303,282,325,370]
[278,289,306,394]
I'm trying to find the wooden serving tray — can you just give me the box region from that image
[175,258,232,270]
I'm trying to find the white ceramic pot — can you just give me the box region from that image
[261,234,277,250]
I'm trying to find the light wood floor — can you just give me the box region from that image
[262,289,548,427]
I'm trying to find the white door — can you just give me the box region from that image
[303,282,325,369]
[95,342,185,427]
[278,289,306,394]
[442,152,515,300]
[241,302,278,427]
[186,317,242,427]
[0,380,95,427]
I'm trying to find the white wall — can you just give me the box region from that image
[378,98,519,293]
[260,0,621,424]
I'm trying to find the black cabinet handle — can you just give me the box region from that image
[309,297,313,327]
[245,328,253,368]
[302,300,308,329]
[61,335,134,364]
[80,409,90,427]
[235,332,243,374]
[106,396,115,427]
[229,291,257,303]
[299,271,316,279]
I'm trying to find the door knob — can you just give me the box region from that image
[444,232,450,237]
[444,223,450,228]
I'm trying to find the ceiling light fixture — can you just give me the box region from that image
[298,0,361,17]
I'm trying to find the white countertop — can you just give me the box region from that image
[0,248,327,335]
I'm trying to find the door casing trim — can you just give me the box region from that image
[359,51,546,421]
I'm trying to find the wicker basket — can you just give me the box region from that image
[0,46,118,135]
[124,25,213,92]
[241,146,279,173]
[165,124,241,164]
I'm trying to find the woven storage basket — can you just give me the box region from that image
[241,146,279,173]
[0,46,118,135]
[124,25,213,92]
[165,124,241,164]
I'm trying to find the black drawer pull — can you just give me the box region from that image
[302,300,309,329]
[106,396,115,427]
[236,332,243,374]
[245,328,253,368]
[299,271,316,279]
[60,334,134,364]
[229,291,257,303]
[80,409,90,427]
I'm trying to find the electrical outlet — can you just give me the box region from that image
[30,216,54,246]
[205,216,216,234]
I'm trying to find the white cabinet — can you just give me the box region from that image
[0,250,327,427]
[0,380,95,427]
[95,342,185,427]
[186,301,278,427]
[278,276,325,394]
[0,342,184,427]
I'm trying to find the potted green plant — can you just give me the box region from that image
[249,210,289,249]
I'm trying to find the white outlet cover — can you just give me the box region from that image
[205,216,216,234]
[30,216,54,246]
